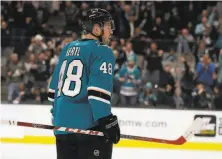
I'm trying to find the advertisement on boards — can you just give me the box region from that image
[194,115,216,137]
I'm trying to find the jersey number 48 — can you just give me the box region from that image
[58,60,83,97]
[57,60,112,97]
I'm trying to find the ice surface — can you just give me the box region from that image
[1,143,222,159]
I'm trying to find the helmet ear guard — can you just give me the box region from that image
[82,21,103,40]
[92,22,104,42]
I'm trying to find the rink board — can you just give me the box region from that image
[1,104,222,151]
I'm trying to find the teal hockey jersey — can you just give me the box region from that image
[48,39,115,134]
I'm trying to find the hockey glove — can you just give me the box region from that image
[98,114,120,144]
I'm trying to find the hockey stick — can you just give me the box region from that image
[1,117,203,145]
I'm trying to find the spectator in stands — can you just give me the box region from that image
[23,2,37,20]
[64,1,79,32]
[163,48,177,63]
[127,12,137,39]
[134,2,154,36]
[131,28,148,70]
[150,16,167,39]
[201,25,213,47]
[195,17,210,36]
[176,28,194,54]
[171,64,183,84]
[213,83,222,110]
[45,49,58,74]
[35,2,49,35]
[118,2,132,39]
[22,53,38,101]
[78,2,89,26]
[195,7,216,37]
[124,41,137,63]
[180,56,195,107]
[28,34,47,54]
[181,28,195,42]
[116,57,141,106]
[156,63,175,107]
[197,9,208,23]
[180,56,195,89]
[144,42,163,85]
[46,39,56,50]
[10,1,26,45]
[1,2,10,21]
[195,40,207,63]
[139,82,157,107]
[1,20,12,70]
[173,87,184,109]
[30,52,50,103]
[25,16,37,46]
[115,52,127,74]
[119,38,126,47]
[6,53,25,103]
[196,54,215,91]
[110,38,120,52]
[192,82,212,109]
[181,1,198,34]
[1,21,11,55]
[24,53,36,81]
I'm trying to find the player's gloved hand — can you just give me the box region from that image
[98,114,120,144]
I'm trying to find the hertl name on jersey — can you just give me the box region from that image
[66,47,80,57]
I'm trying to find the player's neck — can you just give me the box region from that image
[83,34,99,41]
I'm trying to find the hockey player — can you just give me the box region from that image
[48,8,120,159]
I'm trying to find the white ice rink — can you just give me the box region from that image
[1,143,222,159]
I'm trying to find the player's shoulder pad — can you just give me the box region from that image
[94,42,114,60]
[66,41,78,47]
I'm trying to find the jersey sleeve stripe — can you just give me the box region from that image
[88,96,110,105]
[48,97,54,102]
[88,90,111,101]
[87,86,111,96]
[48,89,55,93]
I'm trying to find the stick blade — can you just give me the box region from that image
[182,117,203,141]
